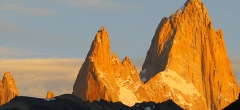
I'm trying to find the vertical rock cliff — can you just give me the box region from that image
[73,27,146,106]
[141,0,238,109]
[0,81,5,105]
[73,26,118,102]
[0,72,18,105]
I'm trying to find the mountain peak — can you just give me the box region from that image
[94,26,109,46]
[73,26,116,101]
[141,0,238,109]
[122,56,131,65]
[87,26,111,68]
[3,72,10,78]
[0,72,18,105]
[46,91,55,99]
[73,1,238,110]
[100,26,106,31]
[111,52,120,63]
[186,0,202,4]
[185,0,203,7]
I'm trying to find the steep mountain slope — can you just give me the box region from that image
[0,72,18,105]
[73,0,238,109]
[73,27,148,106]
[0,80,4,105]
[73,26,204,109]
[141,0,238,109]
[144,69,207,109]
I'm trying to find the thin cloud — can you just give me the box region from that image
[0,47,17,57]
[0,58,84,98]
[0,57,239,98]
[0,19,24,32]
[0,47,56,59]
[1,4,54,16]
[59,0,136,10]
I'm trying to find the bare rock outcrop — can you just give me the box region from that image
[72,27,146,106]
[46,91,55,99]
[0,72,18,105]
[141,0,238,109]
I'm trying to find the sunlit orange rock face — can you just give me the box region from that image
[0,72,18,105]
[141,0,238,109]
[73,27,147,106]
[73,26,207,109]
[73,0,238,109]
[46,91,55,99]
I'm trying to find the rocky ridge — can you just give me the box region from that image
[73,26,207,109]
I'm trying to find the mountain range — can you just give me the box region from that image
[0,0,239,110]
[73,0,238,109]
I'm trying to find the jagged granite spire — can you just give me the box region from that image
[0,72,18,105]
[73,26,143,105]
[73,26,114,101]
[73,0,238,109]
[141,0,238,109]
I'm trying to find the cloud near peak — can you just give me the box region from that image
[0,58,84,98]
[0,56,238,98]
[1,4,54,16]
[57,0,136,10]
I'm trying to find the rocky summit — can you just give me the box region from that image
[72,26,146,106]
[73,0,238,110]
[0,72,18,105]
[46,91,55,99]
[141,0,238,109]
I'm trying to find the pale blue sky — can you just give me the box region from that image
[0,0,239,96]
[0,0,239,59]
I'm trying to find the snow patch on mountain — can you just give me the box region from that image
[117,77,140,106]
[145,69,202,108]
[140,68,147,82]
[141,77,147,82]
[119,86,138,106]
[160,69,200,96]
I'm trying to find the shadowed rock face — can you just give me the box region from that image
[0,72,18,105]
[0,94,183,110]
[72,0,238,109]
